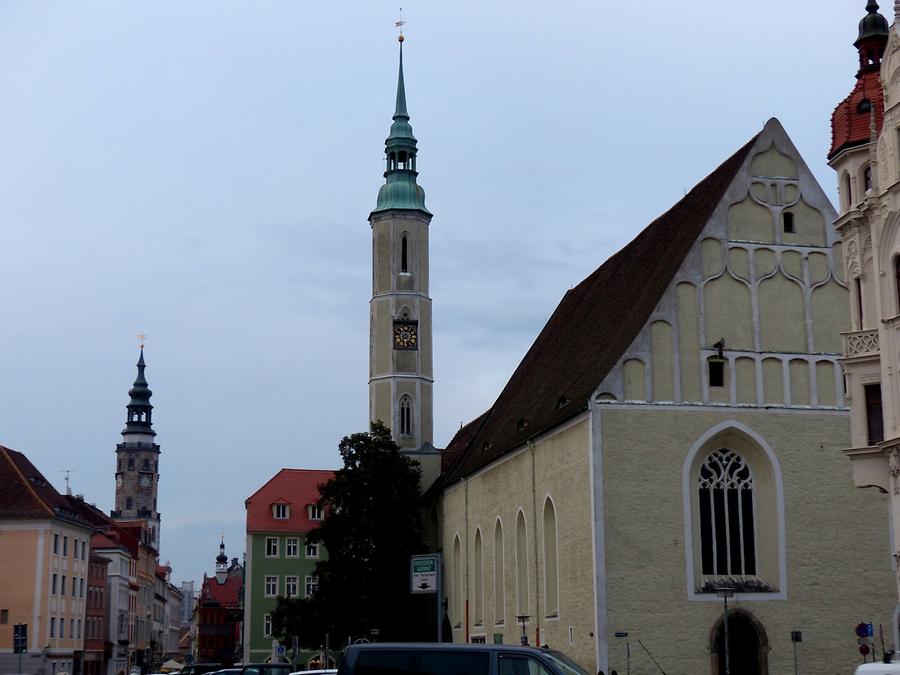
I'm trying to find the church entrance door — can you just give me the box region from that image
[712,610,768,675]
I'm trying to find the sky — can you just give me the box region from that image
[0,1,873,583]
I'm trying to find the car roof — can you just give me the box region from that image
[346,644,547,654]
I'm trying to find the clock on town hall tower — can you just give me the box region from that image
[111,346,162,551]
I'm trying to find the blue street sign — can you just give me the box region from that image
[868,623,875,637]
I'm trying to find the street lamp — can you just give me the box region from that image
[716,589,735,675]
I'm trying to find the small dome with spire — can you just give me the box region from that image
[857,1,889,45]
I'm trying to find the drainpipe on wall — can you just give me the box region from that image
[528,440,541,645]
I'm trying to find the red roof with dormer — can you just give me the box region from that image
[829,69,884,159]
[245,468,334,533]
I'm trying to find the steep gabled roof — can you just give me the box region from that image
[442,130,759,484]
[0,445,91,526]
[245,468,334,533]
[829,69,883,159]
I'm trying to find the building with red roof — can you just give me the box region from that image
[195,540,243,666]
[242,469,333,665]
[0,445,97,675]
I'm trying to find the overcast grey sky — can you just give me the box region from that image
[0,1,869,582]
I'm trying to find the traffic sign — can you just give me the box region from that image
[276,645,286,656]
[860,644,871,656]
[856,622,869,638]
[410,554,438,594]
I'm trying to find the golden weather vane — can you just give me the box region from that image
[395,8,406,41]
[138,333,148,349]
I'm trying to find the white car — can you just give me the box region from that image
[855,662,900,674]
[289,670,336,675]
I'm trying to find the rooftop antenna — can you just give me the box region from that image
[61,469,73,495]
[395,7,406,41]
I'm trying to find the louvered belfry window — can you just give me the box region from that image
[698,449,756,576]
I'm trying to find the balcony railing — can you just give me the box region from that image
[843,328,880,357]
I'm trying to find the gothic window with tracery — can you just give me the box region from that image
[698,449,756,576]
[399,396,412,436]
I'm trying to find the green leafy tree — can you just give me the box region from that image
[270,596,326,651]
[305,421,429,642]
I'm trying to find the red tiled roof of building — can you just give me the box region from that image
[829,69,883,159]
[0,445,91,526]
[442,129,759,484]
[245,468,334,533]
[199,567,242,608]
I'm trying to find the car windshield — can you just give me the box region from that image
[541,651,590,675]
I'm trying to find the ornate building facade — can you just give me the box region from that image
[830,1,900,613]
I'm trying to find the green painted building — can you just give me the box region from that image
[243,469,333,665]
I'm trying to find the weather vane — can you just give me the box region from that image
[395,8,406,41]
[138,333,148,349]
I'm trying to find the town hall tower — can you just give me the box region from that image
[369,36,434,453]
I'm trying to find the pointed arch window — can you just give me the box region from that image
[494,519,505,625]
[399,396,412,436]
[452,535,462,628]
[401,235,409,273]
[698,449,756,576]
[474,528,483,626]
[515,510,528,616]
[542,498,559,618]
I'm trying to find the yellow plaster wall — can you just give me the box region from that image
[811,280,848,353]
[0,528,41,649]
[677,283,701,402]
[817,361,837,407]
[650,321,674,401]
[751,146,799,179]
[623,359,645,401]
[735,357,756,404]
[704,274,753,350]
[441,419,596,667]
[759,273,805,352]
[727,198,774,243]
[783,199,826,247]
[598,407,894,674]
[789,359,810,405]
[763,358,783,404]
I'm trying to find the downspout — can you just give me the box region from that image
[465,477,470,644]
[528,439,541,645]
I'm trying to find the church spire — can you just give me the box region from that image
[122,346,155,437]
[372,36,430,216]
[855,0,889,75]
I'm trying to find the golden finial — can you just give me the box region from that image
[138,333,148,349]
[395,8,406,42]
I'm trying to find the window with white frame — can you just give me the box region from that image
[685,426,783,596]
[305,543,319,559]
[285,537,299,558]
[307,504,324,520]
[273,503,289,519]
[305,576,318,598]
[263,614,272,637]
[285,576,299,598]
[265,576,278,597]
[265,537,279,558]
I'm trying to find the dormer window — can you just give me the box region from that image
[308,504,324,521]
[273,504,289,520]
[858,98,872,114]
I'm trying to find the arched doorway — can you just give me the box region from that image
[710,610,768,675]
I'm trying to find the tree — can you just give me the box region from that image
[270,596,325,651]
[305,422,429,643]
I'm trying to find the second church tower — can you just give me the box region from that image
[369,35,434,452]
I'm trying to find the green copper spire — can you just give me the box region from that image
[372,37,431,216]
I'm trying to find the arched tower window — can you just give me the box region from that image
[452,535,462,628]
[841,172,852,211]
[474,528,483,626]
[125,497,133,510]
[542,497,559,617]
[127,458,134,471]
[399,396,412,436]
[698,449,756,576]
[515,510,528,616]
[494,519,505,625]
[863,164,873,193]
[894,256,900,315]
[401,235,409,273]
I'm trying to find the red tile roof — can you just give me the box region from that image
[829,70,883,159]
[245,468,334,532]
[199,567,242,607]
[441,128,759,485]
[0,445,91,526]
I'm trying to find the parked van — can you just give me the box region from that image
[337,643,589,675]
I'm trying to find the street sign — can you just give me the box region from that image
[614,632,628,638]
[276,645,286,656]
[13,624,27,654]
[410,554,438,594]
[856,622,870,638]
[790,631,802,643]
[860,644,871,656]
[868,623,875,637]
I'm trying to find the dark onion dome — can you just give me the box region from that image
[856,0,889,46]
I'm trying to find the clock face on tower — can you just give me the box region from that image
[138,473,152,488]
[393,321,418,350]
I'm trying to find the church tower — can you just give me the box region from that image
[112,347,161,551]
[369,35,434,452]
